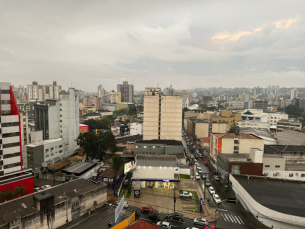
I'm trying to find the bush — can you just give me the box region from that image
[180,174,191,179]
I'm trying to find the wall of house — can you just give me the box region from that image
[263,157,285,171]
[195,123,209,139]
[229,163,263,176]
[239,139,264,153]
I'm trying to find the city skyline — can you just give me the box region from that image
[1,1,305,91]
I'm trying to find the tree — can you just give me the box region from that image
[207,106,217,111]
[0,188,12,202]
[199,104,207,110]
[285,105,304,118]
[13,185,27,198]
[77,132,99,161]
[228,124,240,135]
[108,154,125,195]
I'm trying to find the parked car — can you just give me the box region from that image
[157,221,171,229]
[213,194,221,204]
[201,174,207,179]
[186,228,200,229]
[204,161,208,165]
[179,191,192,198]
[109,203,118,207]
[167,212,184,222]
[197,169,203,174]
[199,155,202,158]
[195,172,199,176]
[226,197,237,203]
[205,180,211,187]
[147,213,160,222]
[214,175,220,181]
[208,187,215,194]
[141,206,153,213]
[194,218,208,226]
[195,174,201,180]
[124,179,128,186]
[123,201,129,208]
[34,187,41,192]
[40,185,51,190]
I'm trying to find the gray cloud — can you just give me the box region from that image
[0,0,305,91]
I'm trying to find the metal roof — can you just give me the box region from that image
[62,162,97,175]
[276,130,305,145]
[233,175,305,217]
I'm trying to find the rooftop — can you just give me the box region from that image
[26,138,63,147]
[201,137,210,143]
[265,145,305,153]
[136,155,177,167]
[233,175,305,217]
[276,130,305,145]
[240,128,277,141]
[220,153,250,159]
[263,154,283,158]
[116,135,143,144]
[62,161,97,176]
[126,219,160,229]
[213,133,259,140]
[47,155,83,171]
[136,139,183,146]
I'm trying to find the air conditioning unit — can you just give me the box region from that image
[149,92,152,95]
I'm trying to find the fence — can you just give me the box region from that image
[39,173,65,182]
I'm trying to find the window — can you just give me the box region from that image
[275,165,280,168]
[1,122,19,127]
[234,140,239,144]
[59,145,62,148]
[231,165,241,174]
[3,142,20,148]
[51,153,54,156]
[46,155,49,158]
[46,149,49,152]
[59,150,63,153]
[144,146,147,148]
[72,201,80,211]
[234,146,239,150]
[265,165,270,167]
[51,147,54,150]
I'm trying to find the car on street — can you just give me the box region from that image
[186,228,199,229]
[195,174,201,180]
[201,174,207,179]
[195,172,199,176]
[205,180,211,186]
[147,213,160,222]
[194,218,208,226]
[109,203,118,207]
[199,155,202,158]
[123,201,128,208]
[213,194,221,204]
[166,212,184,222]
[179,191,193,198]
[40,185,51,190]
[197,168,203,174]
[141,206,154,213]
[204,161,208,165]
[157,221,171,229]
[208,187,215,194]
[34,187,41,192]
[214,175,220,181]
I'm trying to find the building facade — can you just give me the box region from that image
[134,140,184,155]
[27,81,61,101]
[277,119,302,132]
[211,110,241,127]
[117,81,134,103]
[143,88,182,141]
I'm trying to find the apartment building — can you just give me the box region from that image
[0,82,34,196]
[27,81,61,101]
[253,100,268,112]
[176,90,191,108]
[143,87,182,141]
[117,81,134,103]
[34,88,79,157]
[277,119,302,132]
[210,133,264,167]
[211,110,241,127]
[268,113,288,126]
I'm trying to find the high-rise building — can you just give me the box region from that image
[176,90,191,108]
[0,82,34,196]
[34,88,79,156]
[163,85,175,96]
[117,81,134,103]
[27,81,61,101]
[290,88,298,100]
[143,87,182,141]
[239,93,249,102]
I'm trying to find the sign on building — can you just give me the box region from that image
[124,161,136,174]
[115,195,124,223]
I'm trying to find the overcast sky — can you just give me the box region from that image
[1,0,305,92]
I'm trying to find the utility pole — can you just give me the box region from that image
[53,168,55,186]
[203,178,206,200]
[173,187,176,212]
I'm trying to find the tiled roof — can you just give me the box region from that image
[126,219,160,229]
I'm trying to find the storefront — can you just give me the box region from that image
[132,178,179,189]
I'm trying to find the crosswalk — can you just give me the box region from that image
[221,213,244,225]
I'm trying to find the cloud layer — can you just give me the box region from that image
[0,0,305,91]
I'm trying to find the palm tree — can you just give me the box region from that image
[108,154,125,195]
[0,188,13,202]
[13,185,28,198]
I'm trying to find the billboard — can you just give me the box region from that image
[124,161,136,174]
[79,124,89,133]
[115,195,124,223]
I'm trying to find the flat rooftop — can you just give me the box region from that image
[136,139,183,146]
[233,175,305,217]
[263,154,283,158]
[62,162,97,175]
[213,133,259,139]
[136,155,177,167]
[26,138,63,147]
[265,145,305,153]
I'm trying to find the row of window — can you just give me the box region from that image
[1,132,19,138]
[3,152,20,159]
[46,150,63,158]
[3,142,19,148]
[0,100,10,104]
[4,162,21,169]
[265,165,281,168]
[1,122,19,127]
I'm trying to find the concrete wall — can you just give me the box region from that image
[143,96,159,140]
[27,145,44,169]
[195,123,209,139]
[48,102,60,140]
[263,157,285,171]
[239,139,264,153]
[212,123,230,134]
[263,170,305,181]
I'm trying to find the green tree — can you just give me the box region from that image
[125,119,130,123]
[94,131,117,160]
[136,105,144,113]
[199,104,207,110]
[228,124,240,135]
[0,188,12,202]
[108,154,125,195]
[207,106,217,111]
[13,185,28,198]
[77,132,99,161]
[285,105,304,118]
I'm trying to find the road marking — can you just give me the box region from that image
[227,214,235,223]
[221,213,227,221]
[234,215,241,224]
[224,213,230,222]
[238,216,244,225]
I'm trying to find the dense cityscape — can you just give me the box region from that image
[1,1,305,229]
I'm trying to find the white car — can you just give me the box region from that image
[179,191,193,198]
[208,187,215,194]
[213,194,221,204]
[186,228,199,229]
[40,185,51,190]
[197,168,203,174]
[195,175,201,180]
[195,172,199,176]
[157,221,171,228]
[34,187,41,192]
[194,218,208,226]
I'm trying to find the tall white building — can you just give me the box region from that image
[290,88,298,100]
[143,87,182,141]
[239,93,250,101]
[27,81,61,101]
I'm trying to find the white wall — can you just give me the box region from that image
[130,122,143,136]
[263,170,305,181]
